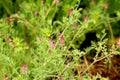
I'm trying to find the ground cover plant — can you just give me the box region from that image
[0,0,120,80]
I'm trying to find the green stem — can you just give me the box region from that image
[67,22,85,49]
[107,15,114,45]
[55,22,69,47]
[43,0,56,20]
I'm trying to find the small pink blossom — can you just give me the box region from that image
[104,2,108,11]
[22,64,27,70]
[74,23,78,29]
[117,37,120,47]
[41,0,45,3]
[8,38,15,46]
[6,35,15,46]
[57,33,65,47]
[58,77,63,80]
[22,63,28,74]
[58,35,65,47]
[84,15,89,22]
[8,37,12,42]
[80,75,83,79]
[59,35,64,43]
[55,0,60,6]
[9,15,14,22]
[4,74,8,80]
[49,38,55,48]
[68,9,73,15]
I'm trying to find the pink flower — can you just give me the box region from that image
[9,15,14,22]
[68,9,73,15]
[80,75,83,79]
[84,15,89,22]
[22,63,28,74]
[55,0,60,6]
[4,74,8,80]
[8,38,15,46]
[59,35,64,43]
[22,64,27,70]
[57,33,65,47]
[49,38,55,48]
[74,23,78,29]
[58,35,65,47]
[117,37,120,47]
[6,35,15,46]
[104,2,108,11]
[41,0,45,3]
[58,77,63,80]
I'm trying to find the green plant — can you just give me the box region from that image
[0,0,120,80]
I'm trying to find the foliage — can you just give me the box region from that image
[0,0,120,80]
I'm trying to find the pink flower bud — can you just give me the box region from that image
[55,0,60,6]
[9,15,14,22]
[59,35,64,43]
[58,35,65,47]
[58,77,63,80]
[74,23,78,29]
[22,63,28,74]
[68,9,72,15]
[49,38,55,48]
[104,2,108,11]
[84,15,89,22]
[41,0,45,3]
[22,64,27,70]
[117,37,120,47]
[8,38,15,46]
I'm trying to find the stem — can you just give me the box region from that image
[60,63,70,75]
[55,21,69,47]
[43,0,56,20]
[83,56,92,76]
[67,22,85,49]
[107,15,114,45]
[82,53,111,75]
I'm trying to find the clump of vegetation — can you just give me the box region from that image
[0,0,120,80]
